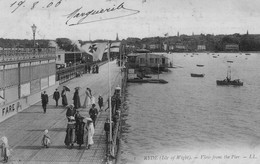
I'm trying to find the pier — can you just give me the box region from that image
[0,60,123,163]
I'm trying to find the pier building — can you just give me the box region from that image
[0,47,58,122]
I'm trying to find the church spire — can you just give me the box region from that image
[116,33,119,41]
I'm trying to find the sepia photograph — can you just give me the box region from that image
[0,0,260,163]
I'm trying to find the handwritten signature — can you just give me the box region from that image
[10,0,63,13]
[65,2,140,26]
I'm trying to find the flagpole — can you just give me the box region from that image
[119,43,122,97]
[107,41,113,158]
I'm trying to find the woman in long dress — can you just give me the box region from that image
[73,87,81,109]
[62,87,68,107]
[75,117,85,149]
[64,116,76,149]
[85,120,95,149]
[83,88,92,108]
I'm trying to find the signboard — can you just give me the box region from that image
[128,74,137,79]
[41,77,49,90]
[128,69,135,74]
[49,75,55,86]
[20,82,30,97]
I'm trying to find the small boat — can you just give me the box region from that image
[213,56,217,58]
[227,61,233,63]
[191,73,205,77]
[196,64,204,67]
[216,66,243,86]
[245,53,251,55]
[127,79,168,84]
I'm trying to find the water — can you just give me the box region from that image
[121,53,260,164]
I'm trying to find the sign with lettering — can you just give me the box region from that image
[1,101,22,117]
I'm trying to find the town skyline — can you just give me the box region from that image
[1,0,260,41]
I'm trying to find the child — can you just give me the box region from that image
[1,136,10,163]
[42,129,51,148]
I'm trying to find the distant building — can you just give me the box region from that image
[149,44,160,50]
[163,43,168,51]
[225,44,239,51]
[175,43,186,50]
[127,51,168,69]
[197,45,206,51]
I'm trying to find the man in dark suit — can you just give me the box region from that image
[41,91,49,113]
[53,89,60,107]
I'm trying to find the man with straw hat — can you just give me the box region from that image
[89,104,98,127]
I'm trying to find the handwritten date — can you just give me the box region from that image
[10,0,63,13]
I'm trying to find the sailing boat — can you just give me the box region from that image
[216,66,243,86]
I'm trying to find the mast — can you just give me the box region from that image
[227,66,231,80]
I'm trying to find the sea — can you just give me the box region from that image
[120,52,260,164]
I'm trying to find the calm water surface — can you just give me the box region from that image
[121,53,260,164]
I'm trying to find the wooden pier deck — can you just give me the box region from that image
[0,61,122,164]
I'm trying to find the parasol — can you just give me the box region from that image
[63,86,70,91]
[83,117,92,123]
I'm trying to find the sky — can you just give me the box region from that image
[0,0,260,41]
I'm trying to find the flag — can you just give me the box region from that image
[104,42,121,53]
[81,42,107,61]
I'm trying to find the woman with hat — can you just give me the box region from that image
[64,116,76,149]
[73,87,81,109]
[82,88,92,108]
[61,86,68,107]
[83,118,95,149]
[66,104,76,121]
[75,116,85,149]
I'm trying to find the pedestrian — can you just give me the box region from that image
[96,64,99,73]
[85,118,94,149]
[92,65,95,73]
[104,118,110,143]
[66,104,76,121]
[41,129,51,148]
[73,87,81,109]
[62,86,68,107]
[89,104,99,127]
[104,118,113,156]
[41,91,48,113]
[111,94,117,116]
[82,88,92,108]
[64,116,76,149]
[75,116,85,149]
[53,89,60,107]
[98,95,103,111]
[1,136,11,163]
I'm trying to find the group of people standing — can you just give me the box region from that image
[64,104,96,149]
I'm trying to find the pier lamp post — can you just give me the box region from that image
[31,24,37,49]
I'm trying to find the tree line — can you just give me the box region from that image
[1,34,260,52]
